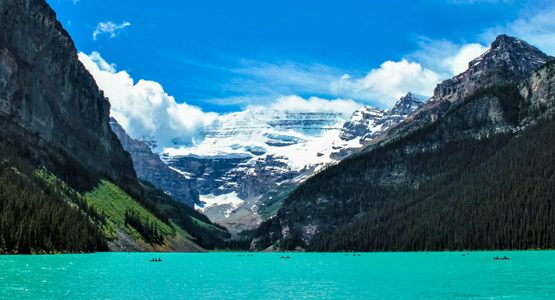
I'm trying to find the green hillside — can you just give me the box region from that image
[0,145,107,254]
[0,142,231,253]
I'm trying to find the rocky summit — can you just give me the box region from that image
[410,35,553,124]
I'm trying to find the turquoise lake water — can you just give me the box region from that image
[1,251,555,299]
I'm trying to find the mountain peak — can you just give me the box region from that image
[466,34,552,78]
[430,35,552,105]
[400,92,427,103]
[339,93,425,142]
[490,34,536,51]
[492,34,522,46]
[389,92,427,116]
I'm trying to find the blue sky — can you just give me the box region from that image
[48,0,555,117]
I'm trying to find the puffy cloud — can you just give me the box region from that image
[215,41,490,108]
[79,52,218,150]
[265,95,360,115]
[411,38,488,77]
[79,52,362,150]
[330,59,440,107]
[440,43,489,75]
[93,21,131,40]
[328,44,493,107]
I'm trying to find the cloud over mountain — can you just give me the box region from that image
[330,59,440,106]
[79,52,362,150]
[79,52,217,150]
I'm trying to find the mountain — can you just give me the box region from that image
[251,35,555,251]
[0,0,229,253]
[163,108,351,233]
[339,107,385,141]
[409,34,553,125]
[0,0,138,193]
[110,119,199,206]
[340,93,426,144]
[161,96,423,234]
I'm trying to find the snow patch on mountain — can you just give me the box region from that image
[164,106,353,171]
[162,92,425,233]
[196,192,245,218]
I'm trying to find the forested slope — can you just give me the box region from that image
[252,37,555,251]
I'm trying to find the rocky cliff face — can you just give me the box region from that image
[0,0,138,192]
[519,61,555,125]
[434,35,551,103]
[251,35,555,251]
[410,35,553,124]
[110,119,199,205]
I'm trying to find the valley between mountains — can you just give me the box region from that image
[1,0,555,254]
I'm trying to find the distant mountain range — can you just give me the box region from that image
[251,34,555,251]
[116,92,425,234]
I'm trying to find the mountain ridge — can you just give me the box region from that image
[250,34,555,251]
[0,0,230,253]
[411,35,552,121]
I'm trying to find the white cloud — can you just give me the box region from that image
[264,95,360,115]
[79,52,218,150]
[210,58,442,109]
[79,52,363,150]
[186,42,492,110]
[440,43,489,75]
[330,59,440,107]
[411,38,488,76]
[212,39,491,109]
[329,42,492,106]
[482,4,555,55]
[93,21,131,40]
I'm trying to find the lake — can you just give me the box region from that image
[1,251,555,299]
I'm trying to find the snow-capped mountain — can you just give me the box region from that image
[158,93,424,233]
[162,108,352,233]
[339,107,384,141]
[340,92,426,142]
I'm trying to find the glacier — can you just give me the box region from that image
[160,93,425,233]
